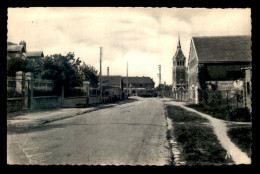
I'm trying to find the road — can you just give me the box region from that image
[7,97,171,165]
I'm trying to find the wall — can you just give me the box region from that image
[63,97,87,108]
[7,98,24,113]
[244,69,252,112]
[89,96,100,104]
[32,96,61,109]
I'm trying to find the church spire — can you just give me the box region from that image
[177,33,181,49]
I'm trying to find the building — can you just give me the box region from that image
[7,41,26,60]
[101,76,124,100]
[26,51,44,59]
[187,35,252,105]
[122,76,155,96]
[172,36,188,100]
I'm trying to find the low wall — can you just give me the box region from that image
[32,96,61,109]
[63,96,87,108]
[7,98,25,113]
[89,96,100,104]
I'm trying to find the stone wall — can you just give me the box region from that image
[32,96,61,109]
[7,98,25,113]
[63,97,87,108]
[89,96,100,105]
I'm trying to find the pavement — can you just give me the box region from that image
[7,96,171,165]
[7,104,118,133]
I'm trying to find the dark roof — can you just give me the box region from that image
[192,35,252,63]
[26,51,44,58]
[102,76,122,87]
[7,45,25,52]
[122,77,155,84]
[173,48,186,60]
[7,41,17,45]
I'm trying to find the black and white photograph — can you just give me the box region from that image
[6,7,252,166]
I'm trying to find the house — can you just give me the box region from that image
[187,35,252,105]
[26,51,44,59]
[172,36,188,100]
[122,76,155,96]
[101,76,124,100]
[7,41,26,60]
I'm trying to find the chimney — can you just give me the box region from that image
[107,67,109,76]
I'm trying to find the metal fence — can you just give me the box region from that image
[33,80,58,97]
[64,87,86,98]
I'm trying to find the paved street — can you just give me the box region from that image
[7,97,171,165]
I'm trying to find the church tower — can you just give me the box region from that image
[172,35,188,100]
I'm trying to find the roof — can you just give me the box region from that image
[173,48,186,60]
[192,35,252,63]
[26,51,44,58]
[102,76,122,87]
[7,41,17,45]
[7,45,25,52]
[122,77,155,84]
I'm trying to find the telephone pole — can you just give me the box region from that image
[126,61,128,97]
[100,47,103,103]
[158,65,161,86]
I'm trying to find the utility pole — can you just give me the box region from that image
[158,65,161,86]
[157,65,161,97]
[100,47,103,103]
[126,61,128,97]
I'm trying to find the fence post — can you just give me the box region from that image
[83,81,90,107]
[15,71,24,95]
[25,72,33,109]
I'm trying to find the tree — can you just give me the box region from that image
[7,57,25,76]
[80,62,99,88]
[41,52,82,88]
[25,57,44,78]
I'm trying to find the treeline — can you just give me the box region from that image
[7,52,99,88]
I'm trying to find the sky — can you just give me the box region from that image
[7,7,251,87]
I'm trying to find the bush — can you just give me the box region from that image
[228,108,251,122]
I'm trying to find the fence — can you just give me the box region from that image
[195,89,246,110]
[7,72,61,112]
[33,80,59,97]
[172,89,189,101]
[7,73,25,112]
[7,71,125,113]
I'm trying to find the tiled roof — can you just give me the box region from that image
[192,35,252,63]
[122,77,155,84]
[7,45,25,52]
[102,76,122,87]
[26,51,44,58]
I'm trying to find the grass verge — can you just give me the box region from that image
[166,105,233,165]
[186,104,251,122]
[227,127,252,158]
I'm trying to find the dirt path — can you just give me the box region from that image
[163,99,251,165]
